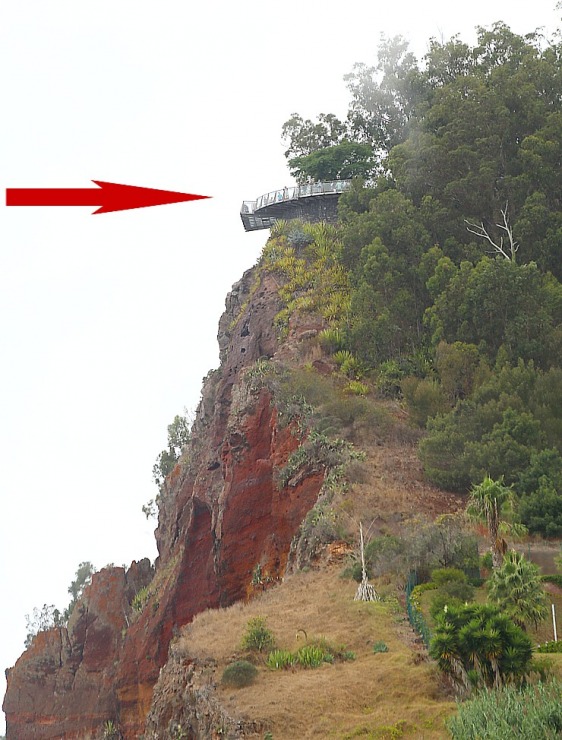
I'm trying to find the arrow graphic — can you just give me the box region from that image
[6,181,211,214]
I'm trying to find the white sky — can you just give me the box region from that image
[0,1,559,732]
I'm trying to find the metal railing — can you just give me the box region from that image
[247,180,352,214]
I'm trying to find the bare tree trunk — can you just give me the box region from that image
[354,522,379,602]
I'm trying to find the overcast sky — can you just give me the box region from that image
[1,1,560,732]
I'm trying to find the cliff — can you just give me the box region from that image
[3,261,327,738]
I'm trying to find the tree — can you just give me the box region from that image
[152,411,192,488]
[467,476,515,569]
[426,257,562,369]
[281,112,348,159]
[429,602,532,692]
[487,550,548,630]
[24,604,62,648]
[287,141,375,183]
[64,561,95,620]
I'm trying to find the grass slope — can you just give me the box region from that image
[178,567,456,738]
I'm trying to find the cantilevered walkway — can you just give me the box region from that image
[240,180,352,232]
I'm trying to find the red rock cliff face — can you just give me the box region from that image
[4,265,325,739]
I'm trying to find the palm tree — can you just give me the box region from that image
[429,603,532,692]
[467,476,514,568]
[488,550,548,631]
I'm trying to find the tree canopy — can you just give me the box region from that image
[278,21,562,527]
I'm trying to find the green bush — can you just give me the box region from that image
[429,603,533,690]
[430,568,467,587]
[318,327,345,353]
[372,641,389,653]
[401,376,447,427]
[480,552,493,570]
[536,641,562,654]
[266,650,296,669]
[131,587,151,613]
[429,568,477,612]
[542,574,562,588]
[448,680,562,738]
[296,645,327,668]
[221,660,258,688]
[241,617,276,653]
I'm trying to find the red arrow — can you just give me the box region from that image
[6,181,210,214]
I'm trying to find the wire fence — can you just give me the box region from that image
[405,571,432,648]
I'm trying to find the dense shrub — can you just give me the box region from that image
[221,660,258,688]
[241,617,276,653]
[266,650,296,669]
[372,641,389,653]
[487,551,548,630]
[536,641,562,654]
[448,681,562,738]
[429,603,533,690]
[296,645,327,668]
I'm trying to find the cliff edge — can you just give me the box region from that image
[4,260,327,738]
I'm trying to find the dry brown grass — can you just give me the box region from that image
[178,567,456,738]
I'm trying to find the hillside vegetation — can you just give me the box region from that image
[274,21,562,537]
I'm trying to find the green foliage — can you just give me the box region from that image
[241,617,276,654]
[131,586,151,613]
[288,141,375,183]
[372,641,389,653]
[24,604,63,648]
[261,227,350,336]
[344,380,369,396]
[536,641,562,654]
[487,551,548,630]
[152,411,191,489]
[447,680,562,739]
[102,720,121,739]
[295,644,327,668]
[467,476,519,569]
[516,449,562,537]
[426,258,562,369]
[480,552,493,571]
[266,638,353,671]
[221,660,258,688]
[277,430,362,489]
[401,376,447,427]
[266,650,296,670]
[428,569,475,621]
[318,327,345,353]
[64,561,95,620]
[542,574,562,588]
[435,341,483,403]
[429,603,533,690]
[430,568,466,588]
[419,362,561,491]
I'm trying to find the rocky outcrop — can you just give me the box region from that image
[4,263,326,738]
[3,560,153,739]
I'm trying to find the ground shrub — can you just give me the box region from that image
[296,644,329,668]
[542,574,562,588]
[266,649,296,669]
[448,680,562,738]
[221,660,258,688]
[536,641,562,654]
[241,617,276,653]
[372,641,389,653]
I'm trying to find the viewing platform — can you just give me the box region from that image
[240,180,352,232]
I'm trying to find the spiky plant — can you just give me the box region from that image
[487,550,548,630]
[429,603,532,692]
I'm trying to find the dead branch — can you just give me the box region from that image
[465,203,519,262]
